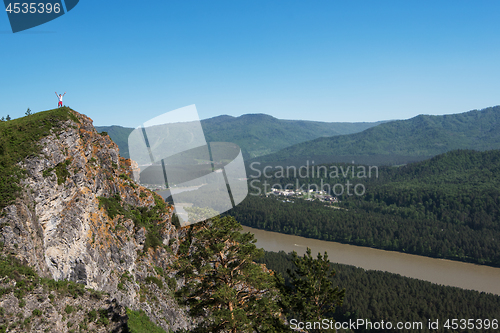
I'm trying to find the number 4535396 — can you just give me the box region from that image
[443,319,498,330]
[5,2,61,14]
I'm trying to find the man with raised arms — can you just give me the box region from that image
[55,91,66,107]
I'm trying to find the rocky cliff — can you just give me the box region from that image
[0,109,192,332]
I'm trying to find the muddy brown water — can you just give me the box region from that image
[243,226,500,295]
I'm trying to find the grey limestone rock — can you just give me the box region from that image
[0,110,194,332]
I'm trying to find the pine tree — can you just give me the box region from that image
[175,216,289,333]
[281,248,345,323]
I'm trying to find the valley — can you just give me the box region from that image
[102,106,500,268]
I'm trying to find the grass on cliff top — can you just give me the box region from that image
[0,107,79,210]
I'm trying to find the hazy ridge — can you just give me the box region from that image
[252,105,500,166]
[96,113,384,160]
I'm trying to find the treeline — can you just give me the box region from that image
[229,150,500,267]
[258,250,500,333]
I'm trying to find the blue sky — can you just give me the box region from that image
[1,0,499,127]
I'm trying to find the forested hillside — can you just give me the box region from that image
[252,105,500,166]
[96,114,382,159]
[229,150,500,266]
[259,251,500,333]
[201,114,383,158]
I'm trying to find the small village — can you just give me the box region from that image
[265,188,339,204]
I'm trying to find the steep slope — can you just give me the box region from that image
[96,113,383,159]
[252,105,500,166]
[0,108,192,332]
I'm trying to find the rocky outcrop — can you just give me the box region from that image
[0,110,193,332]
[0,278,127,333]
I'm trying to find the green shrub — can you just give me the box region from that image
[65,305,75,314]
[166,277,177,291]
[42,278,85,298]
[119,173,132,182]
[98,317,109,326]
[143,231,162,253]
[171,213,181,229]
[54,159,72,185]
[0,255,36,280]
[126,308,167,333]
[42,168,54,178]
[98,194,125,219]
[89,289,105,300]
[145,276,163,290]
[119,271,133,288]
[87,309,97,322]
[14,288,25,300]
[32,309,42,316]
[97,309,109,326]
[153,266,164,276]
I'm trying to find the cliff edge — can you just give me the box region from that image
[0,108,191,332]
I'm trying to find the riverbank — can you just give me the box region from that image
[243,226,500,295]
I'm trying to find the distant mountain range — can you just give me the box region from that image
[251,106,500,166]
[97,106,500,167]
[96,114,384,159]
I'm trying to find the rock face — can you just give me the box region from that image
[0,110,193,332]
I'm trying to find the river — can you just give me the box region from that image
[242,226,500,296]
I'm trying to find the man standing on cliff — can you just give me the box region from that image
[55,91,66,107]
